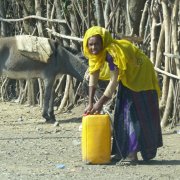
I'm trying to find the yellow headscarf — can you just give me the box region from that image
[83,26,127,80]
[83,26,161,97]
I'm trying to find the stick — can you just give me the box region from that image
[46,28,83,42]
[0,15,66,24]
[164,53,180,59]
[154,67,180,80]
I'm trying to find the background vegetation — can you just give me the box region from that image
[0,0,179,128]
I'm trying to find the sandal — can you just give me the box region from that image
[116,158,139,166]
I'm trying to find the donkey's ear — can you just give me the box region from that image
[48,38,58,51]
[54,39,59,48]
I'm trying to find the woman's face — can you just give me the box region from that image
[87,35,103,55]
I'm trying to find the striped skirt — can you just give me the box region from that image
[111,83,163,161]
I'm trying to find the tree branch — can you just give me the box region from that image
[46,28,83,42]
[154,67,180,80]
[0,15,66,24]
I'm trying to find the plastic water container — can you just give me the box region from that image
[81,114,111,164]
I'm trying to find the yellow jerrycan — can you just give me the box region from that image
[81,114,111,164]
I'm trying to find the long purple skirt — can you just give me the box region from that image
[111,83,163,161]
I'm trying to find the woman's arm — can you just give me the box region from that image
[84,70,99,114]
[90,67,119,114]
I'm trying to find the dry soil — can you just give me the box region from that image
[0,101,180,180]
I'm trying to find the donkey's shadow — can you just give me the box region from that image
[57,117,82,124]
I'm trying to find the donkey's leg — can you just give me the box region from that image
[42,77,55,123]
[48,83,56,122]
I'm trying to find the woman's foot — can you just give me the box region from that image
[127,152,138,161]
[117,152,139,166]
[111,154,122,162]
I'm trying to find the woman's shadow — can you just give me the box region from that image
[139,159,180,166]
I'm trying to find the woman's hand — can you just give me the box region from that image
[84,103,93,115]
[84,102,102,115]
[90,101,103,114]
[85,95,110,115]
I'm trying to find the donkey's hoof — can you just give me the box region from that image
[45,119,56,124]
[42,113,56,124]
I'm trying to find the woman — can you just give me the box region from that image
[83,26,163,165]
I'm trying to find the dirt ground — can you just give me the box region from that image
[0,101,179,180]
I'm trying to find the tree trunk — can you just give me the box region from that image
[69,3,81,50]
[159,1,171,110]
[139,0,149,38]
[0,0,7,36]
[172,0,180,77]
[55,0,70,46]
[95,0,105,27]
[35,0,44,36]
[27,80,36,106]
[124,0,146,35]
[20,0,35,35]
[104,0,111,27]
[161,79,173,127]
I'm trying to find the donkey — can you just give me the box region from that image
[0,36,87,123]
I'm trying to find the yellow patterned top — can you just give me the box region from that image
[83,26,160,97]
